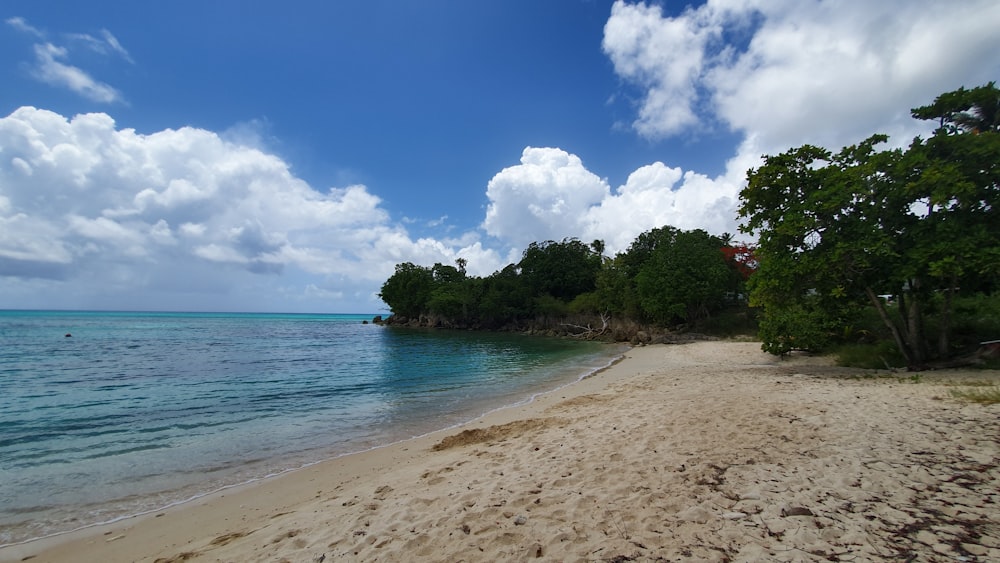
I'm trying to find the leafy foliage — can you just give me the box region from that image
[740,82,1000,366]
[634,229,732,325]
[378,231,753,332]
[377,262,434,318]
[756,298,832,356]
[518,238,602,303]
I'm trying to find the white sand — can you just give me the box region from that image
[2,341,998,562]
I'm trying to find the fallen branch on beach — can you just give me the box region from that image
[562,312,610,339]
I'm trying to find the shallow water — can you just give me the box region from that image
[0,310,623,545]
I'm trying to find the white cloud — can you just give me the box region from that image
[101,29,132,61]
[592,0,1000,243]
[67,29,133,63]
[7,17,129,103]
[5,16,44,38]
[583,163,739,252]
[481,147,740,256]
[602,1,717,137]
[0,213,73,264]
[194,243,251,265]
[31,42,123,103]
[605,0,1000,154]
[706,0,1000,154]
[483,147,610,249]
[0,107,492,311]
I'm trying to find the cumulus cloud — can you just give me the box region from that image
[3,1,997,312]
[481,147,740,255]
[708,0,1000,154]
[581,0,1000,245]
[0,107,500,311]
[583,164,739,251]
[483,147,610,249]
[605,0,1000,154]
[602,1,717,138]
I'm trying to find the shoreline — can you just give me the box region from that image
[0,344,630,563]
[3,341,998,562]
[0,342,626,551]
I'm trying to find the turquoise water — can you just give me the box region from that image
[0,310,623,546]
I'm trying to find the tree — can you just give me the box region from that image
[427,262,468,319]
[634,229,731,325]
[475,264,532,326]
[740,137,900,354]
[740,83,1000,366]
[911,81,1000,134]
[594,254,641,318]
[378,262,435,319]
[517,238,602,303]
[617,226,679,280]
[720,242,757,282]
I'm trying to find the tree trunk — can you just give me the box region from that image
[937,275,956,358]
[864,287,913,367]
[906,278,927,366]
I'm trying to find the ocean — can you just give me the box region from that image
[0,310,623,546]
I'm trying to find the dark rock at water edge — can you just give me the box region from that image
[371,313,717,345]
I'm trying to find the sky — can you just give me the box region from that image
[1,1,998,314]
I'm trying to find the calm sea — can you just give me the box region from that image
[0,310,623,546]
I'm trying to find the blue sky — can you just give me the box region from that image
[2,1,999,313]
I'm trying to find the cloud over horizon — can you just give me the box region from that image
[482,147,739,255]
[2,1,998,312]
[0,107,502,311]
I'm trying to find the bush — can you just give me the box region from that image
[757,302,831,356]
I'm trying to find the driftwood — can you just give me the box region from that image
[561,312,610,340]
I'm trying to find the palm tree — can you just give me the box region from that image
[954,81,1000,134]
[912,82,1000,134]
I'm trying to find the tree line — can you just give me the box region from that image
[378,229,755,334]
[379,83,999,368]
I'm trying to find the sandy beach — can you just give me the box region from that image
[2,340,998,562]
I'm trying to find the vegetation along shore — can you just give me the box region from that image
[378,83,1000,372]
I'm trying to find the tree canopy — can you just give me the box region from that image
[378,233,753,333]
[740,82,1000,366]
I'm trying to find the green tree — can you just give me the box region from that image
[595,254,641,318]
[634,229,731,325]
[617,226,679,280]
[911,81,1000,134]
[427,262,468,319]
[378,262,435,319]
[517,238,602,303]
[740,83,1000,366]
[475,264,532,326]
